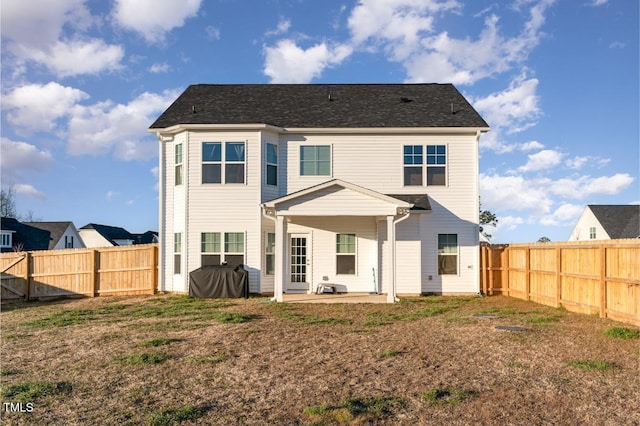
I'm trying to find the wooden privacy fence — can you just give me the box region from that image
[480,239,640,326]
[1,244,158,301]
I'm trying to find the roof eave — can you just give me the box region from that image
[149,124,490,136]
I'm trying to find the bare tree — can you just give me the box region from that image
[1,187,18,218]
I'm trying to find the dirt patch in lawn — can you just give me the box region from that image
[1,295,638,425]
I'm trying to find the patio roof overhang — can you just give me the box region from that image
[261,179,420,217]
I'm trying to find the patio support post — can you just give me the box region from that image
[274,215,287,302]
[386,215,396,303]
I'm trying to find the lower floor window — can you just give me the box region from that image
[201,232,245,266]
[438,234,458,275]
[336,233,356,275]
[265,233,275,275]
[174,233,182,274]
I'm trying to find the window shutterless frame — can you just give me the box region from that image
[300,145,331,176]
[266,143,278,186]
[202,141,246,184]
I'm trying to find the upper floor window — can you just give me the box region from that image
[300,145,330,176]
[266,143,278,186]
[589,227,596,239]
[403,144,447,186]
[426,145,446,186]
[65,236,74,248]
[202,142,245,184]
[175,143,183,186]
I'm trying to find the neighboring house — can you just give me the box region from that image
[0,217,50,252]
[149,84,490,301]
[23,222,85,249]
[79,223,158,248]
[569,205,640,241]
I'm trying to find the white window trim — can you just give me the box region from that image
[266,143,278,186]
[1,232,13,248]
[264,232,275,276]
[174,233,182,275]
[175,143,183,186]
[299,144,332,178]
[437,233,459,276]
[202,141,247,185]
[402,144,449,187]
[336,233,357,275]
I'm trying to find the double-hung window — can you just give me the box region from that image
[300,145,331,176]
[65,236,74,248]
[438,234,458,275]
[202,142,245,184]
[175,143,183,185]
[403,144,447,186]
[426,145,446,186]
[336,233,356,275]
[266,143,278,186]
[1,233,12,248]
[201,232,221,266]
[265,233,275,275]
[224,232,245,266]
[201,232,245,266]
[403,145,423,186]
[174,233,182,274]
[589,227,596,239]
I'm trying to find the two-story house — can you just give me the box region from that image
[149,84,489,302]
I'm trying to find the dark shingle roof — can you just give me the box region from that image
[589,205,640,239]
[1,218,51,252]
[81,223,134,246]
[150,84,489,130]
[387,194,432,211]
[23,222,74,249]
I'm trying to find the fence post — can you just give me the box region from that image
[555,247,562,308]
[24,252,31,300]
[502,246,509,296]
[91,249,98,297]
[599,243,606,319]
[151,244,158,294]
[525,247,530,301]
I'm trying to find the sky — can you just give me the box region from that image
[1,0,638,244]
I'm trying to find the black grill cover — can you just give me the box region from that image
[189,265,249,298]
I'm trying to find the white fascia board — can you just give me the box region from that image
[281,126,490,135]
[148,123,283,136]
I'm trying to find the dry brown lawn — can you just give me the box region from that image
[1,294,638,425]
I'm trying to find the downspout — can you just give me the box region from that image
[391,210,412,302]
[156,132,167,293]
[261,207,278,302]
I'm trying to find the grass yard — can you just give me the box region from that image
[1,294,638,425]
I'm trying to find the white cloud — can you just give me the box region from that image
[113,0,202,42]
[518,149,564,172]
[266,19,291,37]
[518,141,544,151]
[0,137,53,185]
[539,203,584,226]
[24,39,124,78]
[0,0,91,49]
[66,89,181,160]
[609,41,625,49]
[13,184,46,200]
[1,0,123,78]
[565,155,610,170]
[588,0,608,6]
[106,191,120,201]
[206,25,221,40]
[149,63,171,73]
[480,173,554,215]
[263,39,352,83]
[3,82,89,133]
[472,73,541,135]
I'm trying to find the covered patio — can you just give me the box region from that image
[261,179,418,303]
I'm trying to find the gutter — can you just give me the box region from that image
[261,207,278,302]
